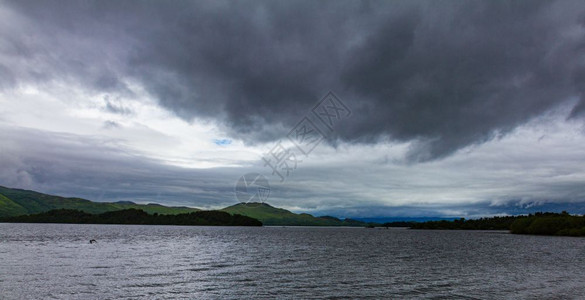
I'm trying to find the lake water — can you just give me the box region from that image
[1,223,585,299]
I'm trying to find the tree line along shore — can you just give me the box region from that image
[387,212,585,237]
[0,208,263,226]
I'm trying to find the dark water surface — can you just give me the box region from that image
[1,223,585,299]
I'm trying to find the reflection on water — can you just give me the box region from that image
[1,223,584,299]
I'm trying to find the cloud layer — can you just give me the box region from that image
[3,0,585,159]
[2,1,585,217]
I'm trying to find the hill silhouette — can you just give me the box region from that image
[0,186,369,226]
[222,202,367,226]
[0,185,199,217]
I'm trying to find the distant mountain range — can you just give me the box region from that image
[353,217,458,223]
[0,186,369,226]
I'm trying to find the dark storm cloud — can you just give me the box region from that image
[3,0,585,159]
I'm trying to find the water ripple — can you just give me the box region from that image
[1,224,585,299]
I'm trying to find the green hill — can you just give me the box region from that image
[0,186,369,226]
[0,193,28,217]
[221,202,367,226]
[0,186,199,218]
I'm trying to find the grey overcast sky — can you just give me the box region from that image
[2,0,585,218]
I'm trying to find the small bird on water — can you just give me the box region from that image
[89,239,97,244]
